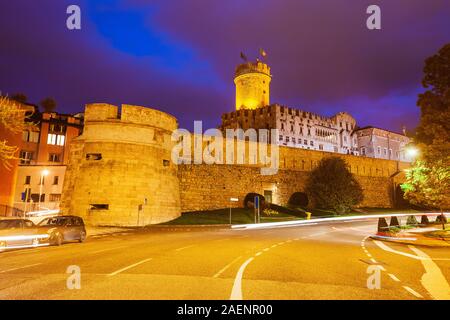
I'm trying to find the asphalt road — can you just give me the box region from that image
[0,219,449,300]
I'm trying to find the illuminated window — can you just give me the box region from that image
[47,134,65,146]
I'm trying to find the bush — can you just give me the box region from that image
[305,157,363,214]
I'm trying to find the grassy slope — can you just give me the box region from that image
[162,206,424,225]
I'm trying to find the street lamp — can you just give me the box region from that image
[38,169,49,211]
[406,146,419,159]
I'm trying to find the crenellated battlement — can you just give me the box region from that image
[235,61,271,78]
[84,103,178,131]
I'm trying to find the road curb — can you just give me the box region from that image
[369,235,450,247]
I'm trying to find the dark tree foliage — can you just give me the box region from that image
[402,43,450,229]
[305,157,363,214]
[10,93,27,104]
[40,97,57,113]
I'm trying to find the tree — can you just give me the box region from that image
[40,97,57,113]
[0,96,34,169]
[305,157,363,214]
[10,93,28,104]
[402,43,450,229]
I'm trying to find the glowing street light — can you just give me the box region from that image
[38,169,50,210]
[406,146,419,159]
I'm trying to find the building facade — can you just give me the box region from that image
[0,97,34,213]
[355,126,411,162]
[12,110,83,212]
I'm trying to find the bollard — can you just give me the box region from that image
[390,216,400,228]
[378,217,389,232]
[305,212,312,220]
[420,215,430,226]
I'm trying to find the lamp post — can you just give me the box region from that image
[38,169,49,211]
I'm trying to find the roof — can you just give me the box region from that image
[355,126,407,137]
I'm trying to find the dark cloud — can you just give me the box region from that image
[1,0,448,131]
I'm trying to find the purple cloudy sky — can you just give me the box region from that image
[0,0,449,131]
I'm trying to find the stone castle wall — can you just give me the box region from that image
[178,144,409,212]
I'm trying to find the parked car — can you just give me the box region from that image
[37,216,86,246]
[0,218,47,251]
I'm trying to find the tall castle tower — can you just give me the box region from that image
[234,60,271,110]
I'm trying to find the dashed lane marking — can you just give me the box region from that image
[174,245,195,252]
[213,256,242,278]
[403,286,423,299]
[107,258,153,277]
[388,273,400,282]
[0,263,43,273]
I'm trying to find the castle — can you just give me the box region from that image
[222,60,411,161]
[59,59,411,226]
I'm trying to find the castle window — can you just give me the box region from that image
[53,176,59,185]
[319,144,323,150]
[310,141,314,146]
[279,135,283,141]
[90,204,109,210]
[304,139,307,145]
[163,159,170,167]
[86,153,102,161]
[25,176,31,185]
[361,147,366,155]
[377,147,381,154]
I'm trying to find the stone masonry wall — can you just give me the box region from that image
[178,144,410,212]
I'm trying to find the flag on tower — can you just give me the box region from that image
[259,48,267,58]
[240,52,248,62]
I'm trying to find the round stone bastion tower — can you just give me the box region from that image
[60,103,181,226]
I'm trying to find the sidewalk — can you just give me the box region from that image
[86,226,136,237]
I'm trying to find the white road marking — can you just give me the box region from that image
[370,258,377,263]
[388,273,400,282]
[263,248,270,252]
[403,286,423,299]
[175,245,195,252]
[408,246,450,300]
[230,257,254,300]
[373,240,425,260]
[271,245,277,248]
[255,252,262,256]
[213,256,242,278]
[90,246,127,254]
[0,263,42,273]
[107,258,153,276]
